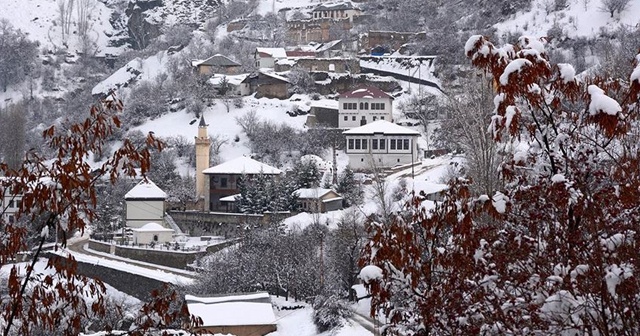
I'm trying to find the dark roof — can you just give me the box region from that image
[199,115,207,127]
[339,86,393,99]
[198,54,241,67]
[313,2,355,11]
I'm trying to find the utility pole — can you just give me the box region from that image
[332,135,338,185]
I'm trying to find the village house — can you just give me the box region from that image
[343,120,420,170]
[185,292,277,336]
[209,73,251,96]
[124,179,168,228]
[305,99,339,128]
[254,47,287,68]
[202,156,282,212]
[191,54,242,76]
[241,70,290,99]
[286,18,352,44]
[311,2,361,22]
[338,86,394,129]
[295,188,343,213]
[275,57,359,73]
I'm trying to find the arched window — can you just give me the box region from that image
[153,235,159,242]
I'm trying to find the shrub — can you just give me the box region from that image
[312,294,352,332]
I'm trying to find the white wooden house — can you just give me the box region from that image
[338,86,394,129]
[343,120,420,170]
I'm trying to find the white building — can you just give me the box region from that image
[338,86,394,129]
[343,120,420,170]
[132,222,174,245]
[0,178,22,224]
[255,48,287,68]
[311,2,362,22]
[124,179,168,228]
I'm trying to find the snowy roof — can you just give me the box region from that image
[192,54,241,67]
[220,194,240,202]
[310,99,339,110]
[259,70,290,83]
[203,156,282,175]
[343,120,420,136]
[185,293,276,327]
[124,180,167,200]
[132,222,174,232]
[339,86,393,99]
[209,73,249,86]
[294,188,336,199]
[313,2,355,11]
[256,47,287,59]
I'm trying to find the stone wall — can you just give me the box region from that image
[88,239,239,269]
[45,252,167,301]
[168,211,291,237]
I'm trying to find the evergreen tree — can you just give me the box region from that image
[336,167,363,206]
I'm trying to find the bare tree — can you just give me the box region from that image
[57,0,74,47]
[76,0,97,55]
[600,0,631,17]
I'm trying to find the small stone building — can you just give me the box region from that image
[132,222,174,245]
[241,71,290,99]
[191,54,242,76]
[295,188,343,213]
[185,292,277,336]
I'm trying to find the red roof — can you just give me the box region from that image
[339,86,393,99]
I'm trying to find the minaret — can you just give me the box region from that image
[195,115,211,203]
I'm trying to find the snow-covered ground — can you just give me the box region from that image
[0,0,121,54]
[495,0,640,39]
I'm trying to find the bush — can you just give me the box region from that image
[312,294,353,332]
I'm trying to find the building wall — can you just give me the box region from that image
[1,191,22,224]
[256,83,289,99]
[132,230,174,245]
[197,65,242,76]
[257,57,275,68]
[126,200,165,228]
[194,324,277,336]
[338,97,393,128]
[345,135,419,170]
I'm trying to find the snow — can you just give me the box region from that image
[359,265,383,283]
[494,0,640,39]
[342,120,420,135]
[202,156,282,175]
[0,0,121,54]
[587,85,621,116]
[558,63,576,83]
[186,292,270,304]
[185,294,277,327]
[359,56,440,88]
[492,191,509,214]
[132,222,174,232]
[257,47,288,59]
[505,106,517,130]
[499,59,532,86]
[124,179,167,199]
[551,174,566,183]
[464,35,484,55]
[632,54,640,83]
[92,50,170,96]
[518,36,546,54]
[209,73,249,86]
[295,188,334,199]
[604,263,633,298]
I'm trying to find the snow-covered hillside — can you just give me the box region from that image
[0,0,121,55]
[495,0,640,38]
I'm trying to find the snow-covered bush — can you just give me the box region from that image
[312,294,353,332]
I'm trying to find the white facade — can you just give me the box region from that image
[1,186,22,224]
[338,87,394,129]
[132,222,174,245]
[343,120,420,170]
[255,48,287,69]
[124,180,167,228]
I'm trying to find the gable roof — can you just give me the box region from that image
[256,47,287,59]
[192,54,241,67]
[203,156,282,175]
[124,180,167,200]
[339,86,394,99]
[343,120,420,135]
[295,188,339,199]
[185,293,276,327]
[313,2,355,11]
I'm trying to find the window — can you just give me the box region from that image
[8,200,14,208]
[220,178,228,188]
[373,116,377,121]
[362,139,368,149]
[381,103,385,110]
[359,102,363,110]
[350,103,357,109]
[380,139,386,149]
[16,200,21,209]
[390,139,396,150]
[344,116,348,121]
[8,215,14,224]
[404,139,410,150]
[153,235,159,242]
[355,139,361,150]
[348,139,354,149]
[352,116,356,121]
[343,103,348,109]
[364,102,369,109]
[380,116,385,120]
[372,139,378,150]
